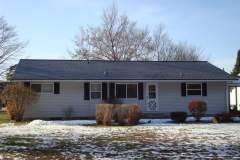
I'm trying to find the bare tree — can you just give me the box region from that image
[151,23,174,61]
[0,16,28,78]
[69,2,209,62]
[68,2,152,61]
[172,40,209,61]
[151,24,209,61]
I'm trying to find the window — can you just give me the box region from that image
[42,84,53,93]
[116,84,137,98]
[91,83,101,99]
[31,84,41,93]
[127,84,137,98]
[187,84,201,95]
[148,85,156,99]
[116,84,126,98]
[31,83,53,93]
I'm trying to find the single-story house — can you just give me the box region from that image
[12,59,238,119]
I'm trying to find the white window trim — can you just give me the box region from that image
[115,83,138,99]
[30,83,54,94]
[186,83,202,96]
[90,83,102,100]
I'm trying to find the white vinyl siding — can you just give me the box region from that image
[24,82,146,118]
[157,82,227,114]
[23,81,228,118]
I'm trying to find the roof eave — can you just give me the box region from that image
[12,79,238,82]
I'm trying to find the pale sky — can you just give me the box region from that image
[0,0,239,73]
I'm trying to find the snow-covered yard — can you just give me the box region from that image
[0,117,240,159]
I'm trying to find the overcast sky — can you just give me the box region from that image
[1,0,239,73]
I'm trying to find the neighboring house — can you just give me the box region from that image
[228,77,240,112]
[12,59,238,119]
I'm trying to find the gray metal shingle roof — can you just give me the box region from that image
[12,59,238,81]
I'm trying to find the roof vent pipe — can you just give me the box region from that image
[180,71,183,76]
[104,69,108,75]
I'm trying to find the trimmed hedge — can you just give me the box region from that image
[213,112,239,123]
[188,101,207,122]
[170,112,187,122]
[95,104,141,126]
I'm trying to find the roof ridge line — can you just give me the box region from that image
[20,59,208,62]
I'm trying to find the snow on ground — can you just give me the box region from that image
[0,123,14,127]
[27,119,96,126]
[0,117,240,159]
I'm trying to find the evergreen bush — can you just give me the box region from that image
[170,111,187,122]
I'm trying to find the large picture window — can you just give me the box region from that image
[116,84,126,98]
[31,83,53,93]
[187,84,201,96]
[91,83,101,99]
[116,84,137,98]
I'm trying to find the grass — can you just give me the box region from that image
[0,129,239,159]
[0,112,239,159]
[0,110,10,124]
[0,118,239,159]
[0,110,27,126]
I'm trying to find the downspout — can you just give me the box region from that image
[236,86,238,112]
[226,82,229,112]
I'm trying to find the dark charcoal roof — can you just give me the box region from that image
[12,59,238,81]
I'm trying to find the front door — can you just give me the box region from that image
[146,83,158,111]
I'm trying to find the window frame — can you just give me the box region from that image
[30,83,54,94]
[186,83,202,96]
[90,83,102,100]
[115,83,138,99]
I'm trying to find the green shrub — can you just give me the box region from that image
[170,112,187,122]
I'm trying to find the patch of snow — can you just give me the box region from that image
[27,120,96,126]
[234,117,240,121]
[0,123,14,127]
[186,117,213,122]
[0,117,239,159]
